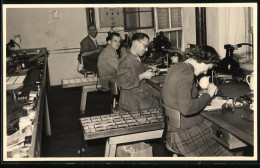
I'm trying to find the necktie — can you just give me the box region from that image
[94,39,98,48]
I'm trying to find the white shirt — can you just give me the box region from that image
[89,35,98,47]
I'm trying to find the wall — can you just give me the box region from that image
[5,7,196,86]
[6,8,88,86]
[207,7,253,59]
[182,7,196,50]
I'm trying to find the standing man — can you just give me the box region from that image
[117,33,160,112]
[98,32,121,90]
[78,24,102,73]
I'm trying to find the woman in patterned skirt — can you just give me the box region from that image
[162,45,233,156]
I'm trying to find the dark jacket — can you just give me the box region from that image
[79,35,100,73]
[162,62,211,132]
[117,50,160,112]
[97,45,119,90]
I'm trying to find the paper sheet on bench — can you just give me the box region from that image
[204,99,227,111]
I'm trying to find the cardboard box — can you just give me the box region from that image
[116,142,153,157]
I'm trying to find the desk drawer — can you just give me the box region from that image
[211,123,247,149]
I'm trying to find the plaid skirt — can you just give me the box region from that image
[166,120,233,156]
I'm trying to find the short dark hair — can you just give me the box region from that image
[184,45,220,64]
[87,24,96,30]
[131,33,149,41]
[106,32,121,42]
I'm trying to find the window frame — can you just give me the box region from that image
[154,7,183,48]
[124,8,155,31]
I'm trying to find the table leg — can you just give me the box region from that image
[108,144,117,157]
[80,85,101,114]
[104,139,110,157]
[45,93,51,136]
[80,87,87,114]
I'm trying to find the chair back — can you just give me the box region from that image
[161,100,181,128]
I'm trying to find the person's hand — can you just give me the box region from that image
[139,70,155,80]
[152,67,160,76]
[206,83,218,97]
[150,66,158,72]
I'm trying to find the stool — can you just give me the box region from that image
[161,100,181,156]
[166,141,179,157]
[77,54,95,78]
[104,129,163,157]
[79,68,89,78]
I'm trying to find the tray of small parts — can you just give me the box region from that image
[80,108,164,140]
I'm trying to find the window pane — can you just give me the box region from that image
[178,30,182,48]
[125,13,139,29]
[170,31,177,47]
[157,8,169,29]
[171,8,182,28]
[125,8,138,12]
[139,8,152,11]
[140,12,153,27]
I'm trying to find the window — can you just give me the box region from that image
[124,8,154,30]
[154,8,182,48]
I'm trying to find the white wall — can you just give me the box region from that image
[6,8,88,86]
[182,7,196,50]
[5,7,196,86]
[207,7,253,59]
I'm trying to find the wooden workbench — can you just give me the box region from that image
[147,75,254,147]
[5,48,50,158]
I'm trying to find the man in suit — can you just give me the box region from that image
[78,24,103,73]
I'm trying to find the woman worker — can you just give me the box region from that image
[161,45,233,156]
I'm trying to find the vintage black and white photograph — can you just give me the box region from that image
[2,3,257,162]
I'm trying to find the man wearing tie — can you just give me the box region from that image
[78,24,103,73]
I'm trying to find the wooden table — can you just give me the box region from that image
[105,130,163,157]
[80,84,101,113]
[61,77,101,114]
[147,75,254,147]
[201,107,253,146]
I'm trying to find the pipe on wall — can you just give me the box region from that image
[195,7,207,45]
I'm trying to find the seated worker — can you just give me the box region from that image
[97,32,121,90]
[117,33,160,112]
[78,24,103,73]
[162,45,233,156]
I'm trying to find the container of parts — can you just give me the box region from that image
[116,142,153,157]
[23,105,34,115]
[12,146,30,158]
[16,91,27,103]
[27,110,36,123]
[24,126,33,147]
[19,116,31,130]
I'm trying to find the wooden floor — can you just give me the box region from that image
[41,86,172,157]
